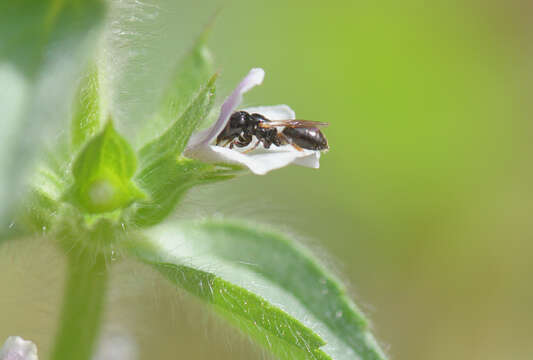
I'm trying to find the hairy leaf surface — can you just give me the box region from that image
[126,220,387,360]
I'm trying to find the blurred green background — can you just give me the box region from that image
[2,0,533,359]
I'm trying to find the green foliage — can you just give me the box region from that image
[131,74,240,227]
[71,64,103,152]
[1,3,388,360]
[65,121,144,214]
[138,75,217,167]
[0,0,106,230]
[126,29,240,227]
[139,28,214,145]
[125,221,387,360]
[129,156,238,227]
[50,244,109,360]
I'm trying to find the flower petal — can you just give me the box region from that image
[0,336,38,360]
[293,151,321,168]
[185,68,265,150]
[242,104,295,120]
[192,145,317,175]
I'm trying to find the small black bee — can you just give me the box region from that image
[216,111,329,152]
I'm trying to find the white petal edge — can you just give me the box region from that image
[190,145,317,175]
[242,104,295,120]
[185,68,265,150]
[293,151,321,168]
[0,336,38,360]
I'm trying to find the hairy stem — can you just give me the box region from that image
[50,250,108,360]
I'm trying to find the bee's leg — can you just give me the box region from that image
[235,133,252,148]
[291,144,304,152]
[215,139,233,147]
[243,139,262,153]
[226,140,235,148]
[276,132,292,147]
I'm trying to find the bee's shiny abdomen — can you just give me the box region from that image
[282,127,328,150]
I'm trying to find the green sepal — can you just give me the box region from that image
[139,74,218,166]
[128,156,240,227]
[64,121,145,214]
[129,75,239,227]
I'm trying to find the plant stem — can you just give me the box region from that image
[50,250,108,360]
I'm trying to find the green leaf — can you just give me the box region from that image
[138,28,214,146]
[129,76,237,227]
[15,139,72,236]
[71,64,103,152]
[128,30,227,228]
[0,0,106,230]
[125,220,388,360]
[128,157,238,227]
[19,164,63,234]
[65,121,144,214]
[139,75,217,166]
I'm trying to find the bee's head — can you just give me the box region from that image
[216,111,249,144]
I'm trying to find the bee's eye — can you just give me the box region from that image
[228,113,239,126]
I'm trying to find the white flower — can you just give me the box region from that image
[184,68,323,175]
[0,337,38,360]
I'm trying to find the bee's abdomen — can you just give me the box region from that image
[282,127,328,151]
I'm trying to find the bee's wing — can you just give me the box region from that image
[259,120,329,128]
